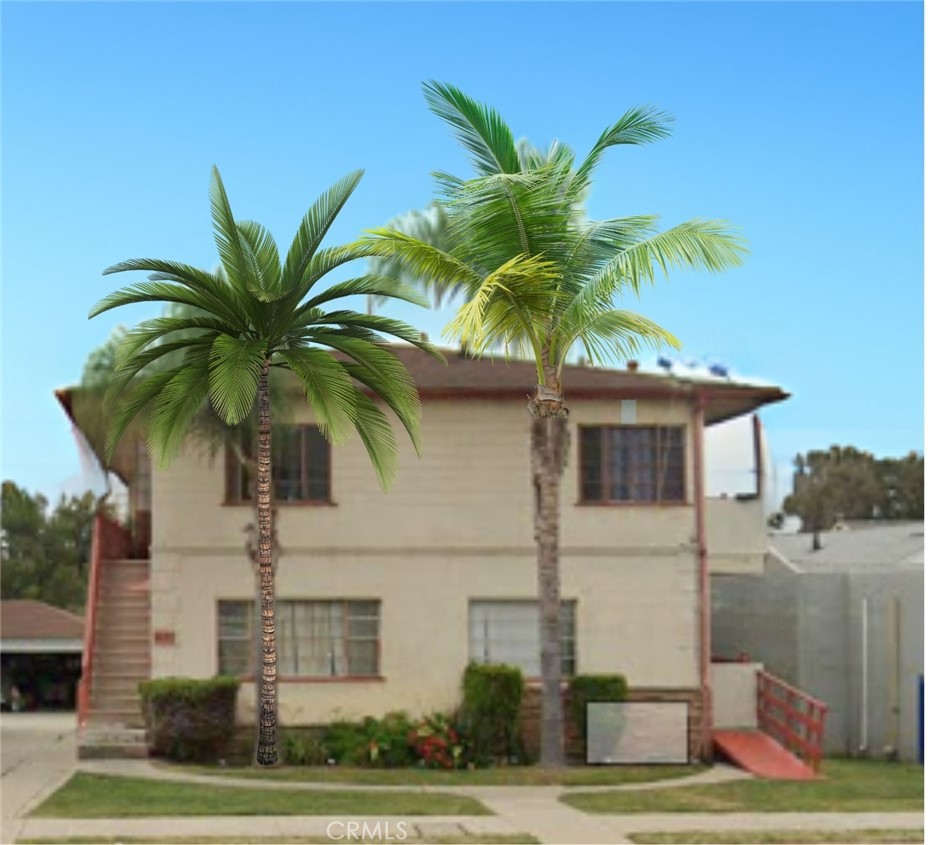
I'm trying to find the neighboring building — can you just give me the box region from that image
[58,346,789,760]
[713,522,924,761]
[0,600,84,710]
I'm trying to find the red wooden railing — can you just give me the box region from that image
[77,513,134,728]
[757,669,828,772]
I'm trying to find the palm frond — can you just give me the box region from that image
[114,317,234,368]
[557,308,681,372]
[300,275,429,312]
[443,253,560,358]
[339,359,423,455]
[299,311,444,360]
[147,348,212,467]
[237,220,283,302]
[109,334,218,403]
[423,80,521,176]
[276,346,359,445]
[89,280,241,325]
[563,219,747,325]
[351,392,399,492]
[208,334,267,425]
[208,166,252,297]
[355,229,483,300]
[281,170,364,293]
[103,368,178,462]
[572,106,674,197]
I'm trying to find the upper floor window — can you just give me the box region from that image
[218,599,379,678]
[469,600,576,677]
[225,424,331,503]
[579,425,686,504]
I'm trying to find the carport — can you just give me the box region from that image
[1,601,83,711]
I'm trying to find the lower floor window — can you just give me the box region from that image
[218,599,380,678]
[469,600,576,677]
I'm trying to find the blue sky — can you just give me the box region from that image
[1,1,923,504]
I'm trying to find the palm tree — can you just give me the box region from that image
[91,166,440,765]
[357,81,747,766]
[366,201,455,314]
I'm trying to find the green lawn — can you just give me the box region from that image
[562,759,924,814]
[161,761,703,787]
[627,831,924,844]
[18,837,537,845]
[29,774,491,818]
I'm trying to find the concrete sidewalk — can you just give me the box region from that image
[1,714,78,845]
[9,755,926,845]
[15,810,926,845]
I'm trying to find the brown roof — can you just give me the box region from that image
[1,600,84,641]
[56,344,789,482]
[383,346,789,426]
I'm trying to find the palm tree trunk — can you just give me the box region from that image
[255,360,279,766]
[529,372,569,767]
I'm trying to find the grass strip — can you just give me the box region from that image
[627,830,924,844]
[29,773,490,818]
[562,759,923,814]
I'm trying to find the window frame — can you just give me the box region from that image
[224,424,334,506]
[577,424,688,506]
[216,599,382,682]
[468,599,577,679]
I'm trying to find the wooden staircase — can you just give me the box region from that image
[78,557,150,759]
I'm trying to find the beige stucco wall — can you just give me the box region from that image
[150,395,763,724]
[706,497,766,574]
[711,661,762,729]
[152,398,702,554]
[152,548,699,725]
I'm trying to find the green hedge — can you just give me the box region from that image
[568,674,628,740]
[461,662,524,763]
[139,676,240,763]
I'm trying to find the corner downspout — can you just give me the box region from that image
[752,414,764,499]
[693,391,712,758]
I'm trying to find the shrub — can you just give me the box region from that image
[322,720,369,765]
[322,712,416,767]
[461,662,523,763]
[568,674,628,740]
[408,712,468,769]
[282,729,327,766]
[139,676,239,763]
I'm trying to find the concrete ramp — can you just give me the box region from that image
[713,729,818,780]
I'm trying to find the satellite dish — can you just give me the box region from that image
[657,357,673,371]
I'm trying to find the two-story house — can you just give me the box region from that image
[58,345,788,761]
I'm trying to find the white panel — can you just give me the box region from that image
[620,399,637,424]
[587,701,689,764]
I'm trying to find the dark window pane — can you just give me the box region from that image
[305,427,331,500]
[578,425,687,503]
[347,640,378,675]
[579,428,604,501]
[274,428,302,502]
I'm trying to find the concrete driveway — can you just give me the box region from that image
[1,712,77,842]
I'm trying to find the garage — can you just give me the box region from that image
[1,600,83,711]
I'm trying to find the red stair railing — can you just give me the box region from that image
[757,669,828,772]
[77,513,135,728]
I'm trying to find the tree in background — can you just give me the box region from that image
[0,481,96,612]
[784,446,924,549]
[359,81,746,765]
[366,202,453,314]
